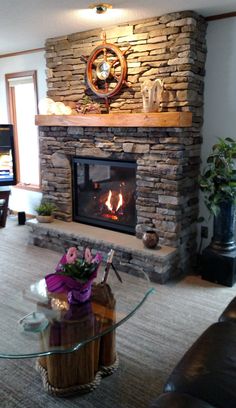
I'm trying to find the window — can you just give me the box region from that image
[5,71,40,189]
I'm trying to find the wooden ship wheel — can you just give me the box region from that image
[85,32,131,103]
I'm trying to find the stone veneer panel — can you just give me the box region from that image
[38,10,207,280]
[39,124,201,274]
[45,11,206,120]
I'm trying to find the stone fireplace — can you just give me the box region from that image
[29,10,207,283]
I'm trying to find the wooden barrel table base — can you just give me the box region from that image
[35,354,119,397]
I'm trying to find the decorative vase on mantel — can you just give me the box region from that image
[141,78,163,113]
[210,201,236,252]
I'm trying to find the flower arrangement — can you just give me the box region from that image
[45,247,102,304]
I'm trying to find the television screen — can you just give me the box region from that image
[0,125,17,186]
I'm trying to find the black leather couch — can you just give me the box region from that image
[150,297,236,408]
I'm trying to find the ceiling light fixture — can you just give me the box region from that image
[89,3,113,14]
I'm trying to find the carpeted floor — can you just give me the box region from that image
[0,216,235,408]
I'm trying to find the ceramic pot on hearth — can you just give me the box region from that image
[36,215,54,223]
[142,230,159,249]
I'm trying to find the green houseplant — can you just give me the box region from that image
[199,137,236,251]
[35,200,56,223]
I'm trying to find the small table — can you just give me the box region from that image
[0,190,10,227]
[0,267,153,396]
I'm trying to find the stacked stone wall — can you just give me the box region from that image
[45,10,206,122]
[39,125,199,255]
[40,10,207,276]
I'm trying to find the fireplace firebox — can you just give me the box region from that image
[72,157,137,234]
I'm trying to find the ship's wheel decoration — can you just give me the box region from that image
[84,32,131,104]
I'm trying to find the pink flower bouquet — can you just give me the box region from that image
[45,247,102,304]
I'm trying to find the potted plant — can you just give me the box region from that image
[45,247,103,304]
[199,137,236,252]
[35,200,57,223]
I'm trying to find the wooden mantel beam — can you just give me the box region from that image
[35,112,192,128]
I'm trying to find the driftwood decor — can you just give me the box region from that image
[141,79,163,113]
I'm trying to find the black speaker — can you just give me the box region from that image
[201,246,236,287]
[18,211,26,225]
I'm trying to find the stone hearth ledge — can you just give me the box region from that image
[27,219,178,284]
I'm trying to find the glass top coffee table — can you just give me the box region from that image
[0,267,154,396]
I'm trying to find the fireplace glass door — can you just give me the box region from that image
[73,157,136,234]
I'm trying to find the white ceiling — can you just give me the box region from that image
[1,0,236,56]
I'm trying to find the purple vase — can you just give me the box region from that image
[45,274,94,304]
[67,281,92,304]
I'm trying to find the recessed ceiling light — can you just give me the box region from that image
[89,3,113,14]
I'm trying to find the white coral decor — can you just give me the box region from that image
[38,98,72,115]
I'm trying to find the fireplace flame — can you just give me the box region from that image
[116,193,123,212]
[105,190,124,214]
[105,190,113,212]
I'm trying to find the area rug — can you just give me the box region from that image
[0,216,235,408]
